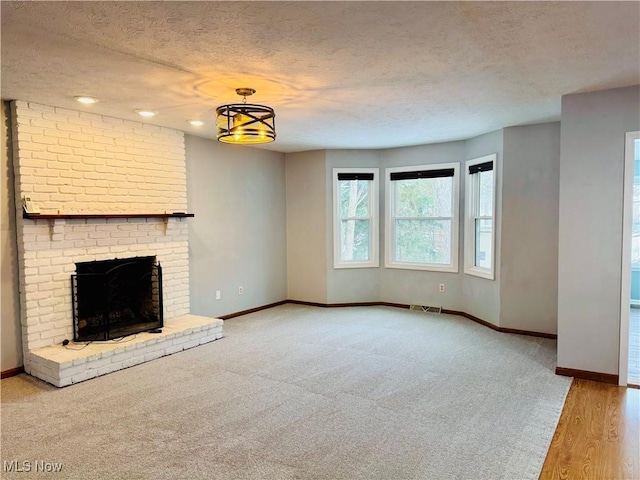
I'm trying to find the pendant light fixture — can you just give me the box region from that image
[216,88,276,144]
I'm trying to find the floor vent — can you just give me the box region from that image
[410,305,442,314]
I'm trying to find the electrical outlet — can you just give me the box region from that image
[238,286,244,295]
[439,284,445,293]
[216,290,221,300]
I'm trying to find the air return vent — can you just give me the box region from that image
[410,305,442,314]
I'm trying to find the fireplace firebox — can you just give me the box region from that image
[72,256,163,342]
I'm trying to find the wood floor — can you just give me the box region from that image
[540,379,640,480]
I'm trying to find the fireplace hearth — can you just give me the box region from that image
[72,256,163,342]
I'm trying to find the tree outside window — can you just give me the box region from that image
[386,163,460,272]
[333,168,379,269]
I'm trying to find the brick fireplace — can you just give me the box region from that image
[11,101,222,387]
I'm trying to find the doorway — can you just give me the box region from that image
[621,131,640,387]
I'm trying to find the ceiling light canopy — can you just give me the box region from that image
[216,88,275,144]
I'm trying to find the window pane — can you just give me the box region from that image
[395,219,451,264]
[395,177,452,217]
[478,170,493,217]
[633,181,640,265]
[475,219,492,269]
[339,180,370,218]
[341,219,370,261]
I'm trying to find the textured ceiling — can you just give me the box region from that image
[2,1,639,153]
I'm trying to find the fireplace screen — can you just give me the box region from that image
[72,256,163,342]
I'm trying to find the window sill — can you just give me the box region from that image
[464,267,495,280]
[334,261,379,269]
[385,261,458,273]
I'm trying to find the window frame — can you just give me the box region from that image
[385,162,460,272]
[464,154,497,280]
[332,167,379,269]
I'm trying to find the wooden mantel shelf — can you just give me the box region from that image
[23,212,195,220]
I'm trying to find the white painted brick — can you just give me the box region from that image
[71,356,88,366]
[56,363,89,378]
[53,303,70,314]
[54,107,79,117]
[30,119,56,128]
[73,239,97,248]
[67,116,92,127]
[31,363,55,378]
[172,335,191,346]
[70,163,94,172]
[70,370,95,384]
[19,125,45,135]
[27,102,55,113]
[14,101,191,380]
[199,334,221,345]
[96,365,116,376]
[39,281,64,292]
[47,145,73,155]
[181,339,201,350]
[57,123,83,133]
[164,344,183,355]
[121,356,140,369]
[144,351,164,363]
[59,170,83,179]
[29,338,52,350]
[86,357,113,370]
[78,112,103,121]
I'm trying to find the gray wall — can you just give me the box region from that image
[558,85,640,374]
[186,135,287,317]
[501,123,560,334]
[285,150,328,303]
[380,142,466,309]
[463,130,504,326]
[325,150,383,303]
[1,101,22,371]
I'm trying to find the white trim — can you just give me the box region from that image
[464,154,497,280]
[332,168,379,269]
[620,131,639,386]
[385,162,460,272]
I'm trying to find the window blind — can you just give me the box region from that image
[390,168,455,181]
[468,161,493,175]
[337,172,374,181]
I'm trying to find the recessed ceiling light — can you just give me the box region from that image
[135,109,157,118]
[74,96,99,104]
[188,120,205,127]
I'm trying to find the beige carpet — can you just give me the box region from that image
[1,304,571,479]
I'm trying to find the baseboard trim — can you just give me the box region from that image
[286,299,324,308]
[498,326,557,339]
[1,366,24,379]
[442,309,558,339]
[443,309,500,332]
[219,301,288,320]
[555,367,619,385]
[286,300,410,309]
[628,383,640,390]
[285,301,555,338]
[221,300,556,340]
